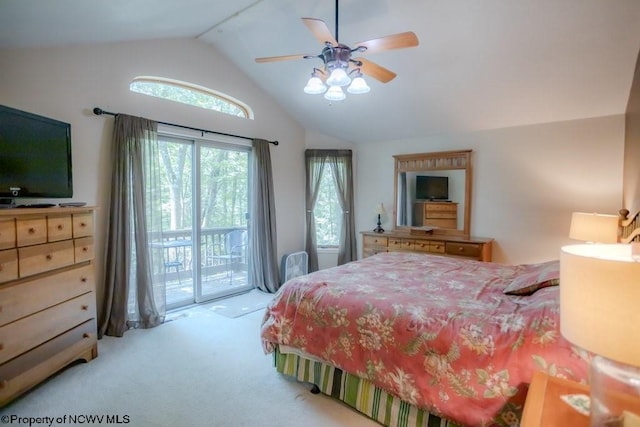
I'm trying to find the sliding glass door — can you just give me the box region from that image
[156,133,252,309]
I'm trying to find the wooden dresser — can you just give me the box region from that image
[413,201,458,228]
[0,207,97,406]
[361,230,493,262]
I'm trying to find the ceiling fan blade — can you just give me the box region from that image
[255,54,311,63]
[354,31,419,54]
[355,57,397,83]
[302,17,338,46]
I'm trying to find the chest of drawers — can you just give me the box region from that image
[0,207,97,406]
[362,230,493,262]
[413,201,459,229]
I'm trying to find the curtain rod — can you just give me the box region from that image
[92,107,278,145]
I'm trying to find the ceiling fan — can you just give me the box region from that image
[255,0,419,100]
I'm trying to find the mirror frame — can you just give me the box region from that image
[393,150,472,237]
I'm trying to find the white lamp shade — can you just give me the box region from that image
[569,212,619,243]
[326,68,351,87]
[347,76,370,94]
[303,76,327,94]
[375,203,386,215]
[324,85,346,101]
[560,244,640,367]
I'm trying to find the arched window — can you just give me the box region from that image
[130,76,253,119]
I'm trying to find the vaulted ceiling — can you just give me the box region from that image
[1,0,639,143]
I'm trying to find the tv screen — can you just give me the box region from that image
[0,105,72,200]
[416,175,448,200]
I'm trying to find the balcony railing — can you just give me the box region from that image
[149,227,248,297]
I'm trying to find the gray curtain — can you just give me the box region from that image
[327,151,357,265]
[305,149,356,271]
[304,150,328,272]
[99,114,166,338]
[399,172,407,225]
[250,139,280,292]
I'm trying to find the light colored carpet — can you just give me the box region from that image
[1,301,378,427]
[166,289,274,321]
[205,289,274,318]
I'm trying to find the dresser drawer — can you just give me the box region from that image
[18,240,75,278]
[16,218,47,247]
[445,242,481,258]
[0,291,95,364]
[0,249,18,283]
[0,319,96,403]
[388,238,414,251]
[0,219,16,250]
[363,235,388,247]
[74,237,94,263]
[0,264,95,327]
[413,240,430,252]
[72,212,93,238]
[427,211,457,219]
[425,203,457,212]
[363,247,387,258]
[47,215,73,242]
[429,241,446,253]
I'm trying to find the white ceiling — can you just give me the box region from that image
[1,0,639,143]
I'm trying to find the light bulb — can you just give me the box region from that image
[326,68,351,87]
[303,76,327,94]
[324,85,346,101]
[347,76,370,94]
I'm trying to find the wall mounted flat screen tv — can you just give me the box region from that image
[0,105,73,200]
[416,175,448,200]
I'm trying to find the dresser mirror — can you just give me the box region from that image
[393,150,472,237]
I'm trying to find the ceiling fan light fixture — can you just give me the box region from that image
[326,67,351,87]
[347,76,370,94]
[304,76,327,94]
[324,85,346,101]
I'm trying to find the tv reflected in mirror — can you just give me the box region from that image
[416,175,448,201]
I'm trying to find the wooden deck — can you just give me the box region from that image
[165,269,250,307]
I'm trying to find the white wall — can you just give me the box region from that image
[0,38,306,308]
[355,115,625,264]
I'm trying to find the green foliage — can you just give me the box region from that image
[130,81,246,118]
[314,165,342,246]
[156,138,248,231]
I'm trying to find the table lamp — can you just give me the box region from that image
[560,243,640,425]
[569,212,619,243]
[373,203,385,233]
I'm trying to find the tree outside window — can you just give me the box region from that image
[314,164,342,247]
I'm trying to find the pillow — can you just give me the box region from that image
[503,260,560,296]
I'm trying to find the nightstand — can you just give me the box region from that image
[521,371,590,427]
[522,371,640,426]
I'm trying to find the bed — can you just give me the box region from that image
[260,209,640,427]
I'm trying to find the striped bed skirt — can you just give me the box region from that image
[274,346,463,427]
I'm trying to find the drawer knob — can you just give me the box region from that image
[83,247,88,252]
[0,264,3,271]
[28,227,35,234]
[0,380,7,389]
[46,254,53,260]
[81,277,87,282]
[57,224,64,230]
[80,222,86,228]
[0,343,3,351]
[83,333,91,338]
[458,247,464,252]
[81,305,89,310]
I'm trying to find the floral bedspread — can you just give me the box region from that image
[260,252,590,427]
